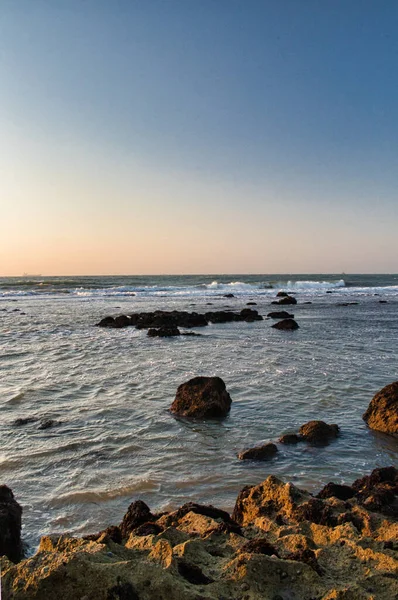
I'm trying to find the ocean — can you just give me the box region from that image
[1,274,397,551]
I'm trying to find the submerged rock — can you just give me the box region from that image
[0,485,22,563]
[13,417,38,427]
[299,420,339,444]
[267,311,294,319]
[147,327,181,337]
[170,376,232,419]
[362,381,398,435]
[238,442,278,461]
[271,319,299,330]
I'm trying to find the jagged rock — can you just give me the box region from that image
[147,327,181,337]
[120,500,154,539]
[170,376,232,419]
[238,443,278,461]
[299,420,339,444]
[267,311,294,319]
[0,485,22,563]
[363,381,398,435]
[271,319,299,330]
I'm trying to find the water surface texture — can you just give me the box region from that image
[1,274,397,549]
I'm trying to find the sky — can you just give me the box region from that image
[1,0,397,275]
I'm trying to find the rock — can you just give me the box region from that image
[274,295,297,305]
[38,419,60,430]
[276,291,289,297]
[336,302,359,306]
[0,485,22,563]
[238,443,278,461]
[298,421,339,444]
[317,483,355,501]
[96,316,117,327]
[246,302,257,305]
[13,417,38,426]
[240,538,279,556]
[170,377,232,419]
[223,293,235,298]
[362,381,398,435]
[278,433,301,444]
[204,311,237,324]
[379,300,388,303]
[147,327,181,337]
[271,319,299,330]
[239,308,263,322]
[119,500,154,539]
[351,466,398,516]
[267,311,294,319]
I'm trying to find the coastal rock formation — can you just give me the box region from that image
[0,485,23,563]
[96,309,263,330]
[363,381,398,435]
[299,420,339,444]
[2,469,398,599]
[272,319,299,330]
[170,376,232,419]
[238,442,278,460]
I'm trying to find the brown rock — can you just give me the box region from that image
[238,443,278,461]
[170,376,232,419]
[362,381,398,435]
[278,433,301,444]
[299,420,339,444]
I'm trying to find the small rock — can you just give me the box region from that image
[272,319,299,330]
[299,420,339,444]
[170,376,232,419]
[279,433,301,444]
[238,442,278,461]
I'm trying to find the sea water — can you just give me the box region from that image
[0,274,397,549]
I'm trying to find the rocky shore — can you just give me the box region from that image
[2,467,398,600]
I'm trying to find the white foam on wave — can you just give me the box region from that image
[284,279,346,290]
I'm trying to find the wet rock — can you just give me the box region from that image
[271,295,297,305]
[362,381,398,435]
[239,308,263,322]
[147,327,181,337]
[276,291,289,297]
[204,311,236,324]
[13,417,38,426]
[120,500,154,539]
[278,433,301,444]
[223,293,235,298]
[170,376,232,419]
[96,316,117,327]
[267,311,294,319]
[298,421,339,444]
[246,302,257,305]
[316,483,355,501]
[0,485,22,563]
[38,419,60,430]
[238,442,278,461]
[272,319,299,330]
[336,302,359,306]
[181,331,202,336]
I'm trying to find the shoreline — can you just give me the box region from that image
[2,467,397,600]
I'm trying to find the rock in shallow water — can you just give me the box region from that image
[298,420,339,444]
[238,442,278,461]
[271,319,299,330]
[362,381,398,435]
[170,376,232,419]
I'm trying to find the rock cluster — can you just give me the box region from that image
[96,309,263,331]
[2,468,397,599]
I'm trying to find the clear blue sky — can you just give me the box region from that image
[1,1,397,274]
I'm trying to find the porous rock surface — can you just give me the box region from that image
[363,381,398,435]
[170,376,232,419]
[2,468,398,600]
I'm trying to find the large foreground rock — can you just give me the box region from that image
[3,468,398,600]
[0,485,23,563]
[363,381,398,435]
[170,376,232,419]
